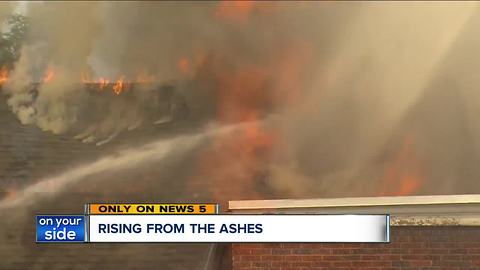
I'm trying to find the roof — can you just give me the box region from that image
[229,194,480,226]
[0,93,222,270]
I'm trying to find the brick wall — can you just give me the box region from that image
[232,226,480,270]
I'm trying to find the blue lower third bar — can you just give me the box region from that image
[36,215,86,243]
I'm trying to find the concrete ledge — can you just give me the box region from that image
[229,194,480,226]
[391,215,480,226]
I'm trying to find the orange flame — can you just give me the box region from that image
[82,73,110,91]
[178,53,207,77]
[380,133,425,196]
[112,77,126,95]
[43,68,55,83]
[188,61,273,199]
[214,0,256,24]
[82,71,154,93]
[2,188,17,201]
[0,66,8,86]
[178,57,191,75]
[98,78,110,90]
[190,120,276,200]
[186,34,312,199]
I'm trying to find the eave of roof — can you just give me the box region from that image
[229,194,480,226]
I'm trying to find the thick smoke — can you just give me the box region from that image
[2,2,480,198]
[4,2,326,139]
[4,2,99,134]
[3,2,206,138]
[0,2,13,24]
[90,2,216,81]
[269,2,480,197]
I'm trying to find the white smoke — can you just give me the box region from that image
[4,2,98,134]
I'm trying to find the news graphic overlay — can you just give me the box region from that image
[36,203,390,243]
[86,203,218,214]
[88,215,389,243]
[36,215,86,243]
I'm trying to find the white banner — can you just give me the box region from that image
[88,215,389,243]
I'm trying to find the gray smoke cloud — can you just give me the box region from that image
[2,2,480,198]
[3,2,199,138]
[4,2,333,139]
[90,2,216,81]
[4,2,99,134]
[269,2,480,197]
[0,2,13,24]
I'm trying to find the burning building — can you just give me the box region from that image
[0,1,480,269]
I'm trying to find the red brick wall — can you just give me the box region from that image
[232,226,480,270]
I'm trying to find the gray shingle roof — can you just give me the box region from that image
[0,93,227,270]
